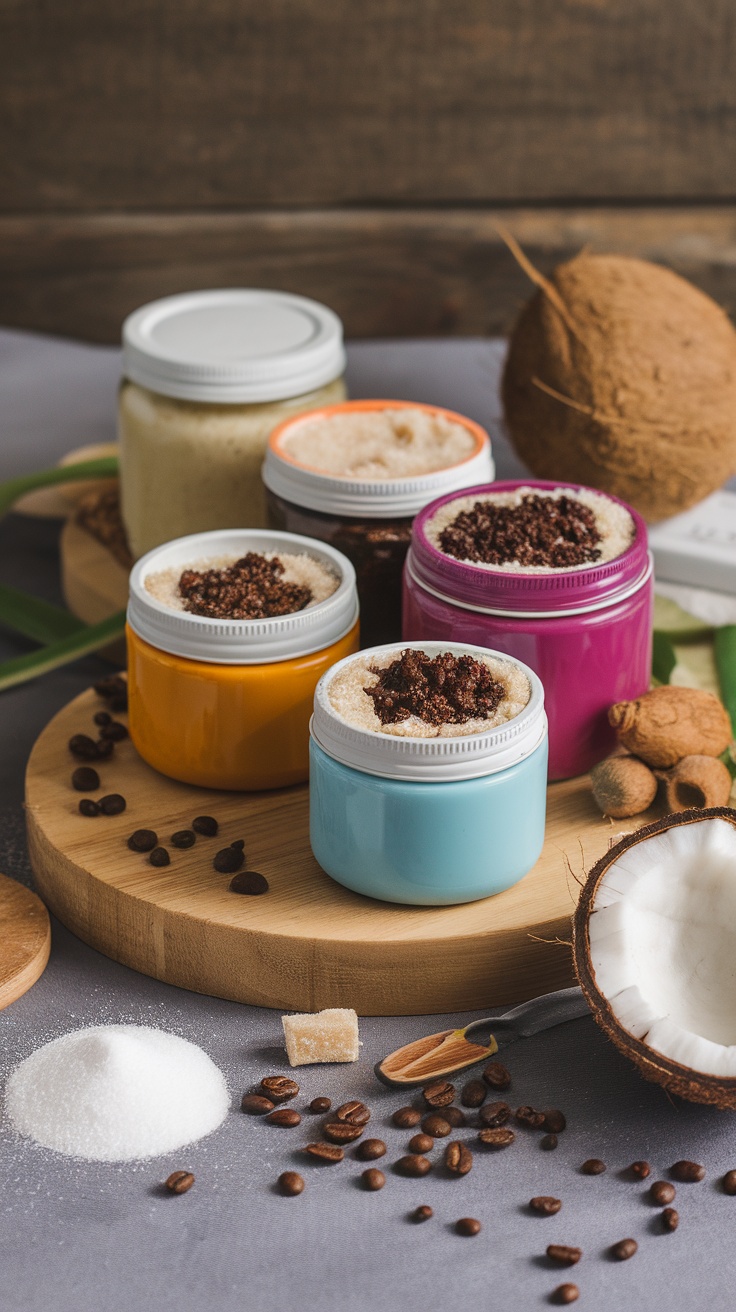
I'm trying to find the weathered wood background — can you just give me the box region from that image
[2,0,736,341]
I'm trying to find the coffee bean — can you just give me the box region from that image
[422,1080,455,1108]
[392,1107,421,1129]
[171,829,196,849]
[214,846,244,873]
[722,1169,736,1195]
[94,711,112,727]
[546,1245,582,1266]
[461,1078,487,1108]
[99,721,128,741]
[335,1100,370,1126]
[362,1168,385,1191]
[412,1205,433,1222]
[100,793,126,815]
[324,1122,363,1144]
[241,1093,275,1115]
[671,1160,705,1183]
[581,1158,606,1175]
[530,1196,562,1216]
[71,766,100,792]
[552,1284,579,1305]
[127,829,158,852]
[278,1171,304,1196]
[421,1114,451,1138]
[662,1207,679,1232]
[445,1141,473,1176]
[193,815,218,837]
[610,1238,637,1261]
[69,733,101,760]
[356,1139,386,1161]
[266,1108,301,1128]
[304,1142,344,1163]
[482,1061,511,1090]
[165,1170,194,1194]
[409,1134,434,1154]
[629,1160,651,1179]
[261,1076,299,1103]
[79,799,100,816]
[229,871,269,895]
[442,1106,467,1128]
[516,1106,546,1129]
[477,1126,515,1149]
[649,1180,676,1206]
[543,1110,567,1134]
[95,739,114,759]
[149,847,170,867]
[95,675,127,701]
[309,1097,331,1114]
[479,1100,511,1128]
[455,1217,481,1237]
[395,1154,431,1177]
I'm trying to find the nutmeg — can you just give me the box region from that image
[659,755,733,813]
[608,687,732,768]
[591,754,658,819]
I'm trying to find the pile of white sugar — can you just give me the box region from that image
[327,650,530,739]
[144,551,339,613]
[281,407,477,479]
[5,1026,229,1161]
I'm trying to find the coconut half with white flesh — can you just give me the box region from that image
[573,807,736,1108]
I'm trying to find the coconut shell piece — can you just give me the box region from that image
[609,686,733,768]
[660,756,734,812]
[590,754,657,818]
[573,808,736,1110]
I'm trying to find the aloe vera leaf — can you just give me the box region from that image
[0,609,126,692]
[0,584,86,643]
[0,458,119,521]
[714,625,736,737]
[651,630,677,686]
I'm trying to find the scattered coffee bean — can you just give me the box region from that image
[304,1142,344,1163]
[610,1238,637,1261]
[68,733,101,760]
[324,1122,363,1144]
[662,1207,679,1232]
[266,1108,302,1128]
[455,1217,481,1237]
[71,766,100,792]
[445,1141,473,1176]
[149,847,170,867]
[95,738,114,759]
[127,829,158,852]
[649,1180,676,1206]
[541,1134,559,1151]
[356,1139,386,1161]
[309,1097,331,1114]
[78,798,100,817]
[94,710,112,726]
[100,793,126,815]
[395,1154,431,1177]
[392,1107,421,1129]
[461,1078,487,1108]
[482,1061,511,1090]
[422,1080,455,1108]
[229,871,269,895]
[479,1100,511,1128]
[516,1106,546,1129]
[171,829,196,849]
[671,1160,705,1183]
[241,1093,275,1115]
[99,720,128,742]
[543,1110,567,1134]
[165,1170,195,1194]
[629,1160,651,1179]
[546,1245,582,1266]
[278,1171,304,1196]
[442,1106,467,1128]
[193,815,218,837]
[231,839,246,851]
[214,846,244,873]
[362,1168,385,1191]
[477,1127,515,1149]
[581,1158,606,1175]
[409,1134,434,1154]
[722,1169,736,1195]
[421,1114,451,1138]
[335,1100,370,1126]
[412,1205,433,1223]
[530,1196,562,1216]
[261,1076,299,1103]
[95,675,127,703]
[552,1284,579,1305]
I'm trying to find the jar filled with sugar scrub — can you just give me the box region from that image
[127,529,359,790]
[309,642,547,906]
[403,481,653,781]
[119,290,346,558]
[263,400,493,648]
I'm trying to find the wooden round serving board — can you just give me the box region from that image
[0,873,51,1010]
[25,687,647,1016]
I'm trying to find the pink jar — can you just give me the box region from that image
[402,480,653,780]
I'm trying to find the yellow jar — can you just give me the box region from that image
[126,529,359,790]
[119,290,347,558]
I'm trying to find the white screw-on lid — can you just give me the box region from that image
[128,529,358,665]
[311,641,547,781]
[122,290,346,404]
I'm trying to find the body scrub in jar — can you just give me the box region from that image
[310,641,547,905]
[119,290,346,557]
[127,529,359,790]
[403,481,653,781]
[263,400,493,647]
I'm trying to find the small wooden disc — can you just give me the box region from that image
[0,873,51,1010]
[25,688,644,1015]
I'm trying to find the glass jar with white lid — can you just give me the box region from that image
[118,289,346,558]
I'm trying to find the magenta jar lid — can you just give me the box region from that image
[408,481,651,616]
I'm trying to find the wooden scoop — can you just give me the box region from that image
[375,987,589,1087]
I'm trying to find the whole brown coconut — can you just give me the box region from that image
[502,253,736,522]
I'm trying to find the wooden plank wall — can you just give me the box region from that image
[2,0,736,341]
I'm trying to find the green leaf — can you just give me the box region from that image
[0,610,126,692]
[653,594,714,643]
[714,624,736,738]
[0,585,86,643]
[0,457,119,522]
[652,630,677,686]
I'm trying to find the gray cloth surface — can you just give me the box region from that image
[0,329,734,1312]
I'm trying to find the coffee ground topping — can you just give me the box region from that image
[178,553,312,620]
[438,494,603,569]
[364,649,505,729]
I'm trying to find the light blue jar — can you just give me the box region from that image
[309,641,548,906]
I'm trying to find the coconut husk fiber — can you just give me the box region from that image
[502,251,736,522]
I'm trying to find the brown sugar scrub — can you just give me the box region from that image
[427,486,633,573]
[279,407,477,480]
[145,550,338,619]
